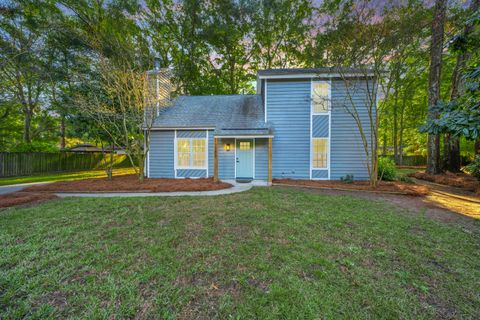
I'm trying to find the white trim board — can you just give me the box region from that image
[264,78,268,123]
[151,127,215,131]
[310,79,331,180]
[214,135,273,139]
[258,73,375,80]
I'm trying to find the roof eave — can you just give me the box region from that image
[258,72,377,79]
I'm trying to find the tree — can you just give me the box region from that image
[77,60,173,181]
[444,0,480,170]
[422,1,480,158]
[0,1,54,143]
[250,0,313,69]
[426,0,447,174]
[315,0,425,187]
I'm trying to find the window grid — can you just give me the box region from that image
[312,138,328,169]
[177,138,206,168]
[312,81,330,114]
[239,142,251,150]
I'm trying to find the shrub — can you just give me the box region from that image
[8,141,59,152]
[378,157,397,181]
[398,175,414,184]
[340,174,354,183]
[466,155,480,181]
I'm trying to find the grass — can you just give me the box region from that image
[396,166,424,177]
[1,187,479,319]
[0,168,135,186]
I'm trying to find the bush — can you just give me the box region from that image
[340,174,354,183]
[8,141,59,153]
[398,175,414,184]
[378,157,397,181]
[466,155,480,181]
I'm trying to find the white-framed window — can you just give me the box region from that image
[176,138,206,168]
[312,138,328,168]
[312,81,330,114]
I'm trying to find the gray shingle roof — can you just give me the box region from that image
[257,67,375,76]
[153,95,271,135]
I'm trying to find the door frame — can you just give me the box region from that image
[234,138,255,179]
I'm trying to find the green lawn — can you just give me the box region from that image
[1,187,479,319]
[0,168,135,186]
[396,166,424,177]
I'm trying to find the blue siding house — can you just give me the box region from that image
[146,68,376,183]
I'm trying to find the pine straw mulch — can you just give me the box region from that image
[273,179,429,196]
[0,192,58,209]
[408,171,479,194]
[23,175,233,193]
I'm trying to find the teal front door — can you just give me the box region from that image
[236,139,254,179]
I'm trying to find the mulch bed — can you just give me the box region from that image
[274,179,429,196]
[408,171,479,193]
[24,175,232,193]
[0,192,58,208]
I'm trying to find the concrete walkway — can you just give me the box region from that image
[54,181,267,198]
[0,182,51,195]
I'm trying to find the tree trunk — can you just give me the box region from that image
[426,0,446,175]
[399,97,406,166]
[393,86,399,164]
[382,131,387,156]
[23,108,32,143]
[475,140,480,155]
[60,115,66,149]
[444,134,460,171]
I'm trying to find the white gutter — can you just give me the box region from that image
[258,73,375,79]
[214,135,274,138]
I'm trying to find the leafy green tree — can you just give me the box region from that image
[422,2,480,159]
[250,0,313,69]
[0,0,56,143]
[426,0,447,174]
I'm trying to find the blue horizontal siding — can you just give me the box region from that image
[176,130,206,138]
[218,138,235,179]
[330,80,374,180]
[267,80,311,179]
[149,131,174,178]
[312,115,329,138]
[176,169,206,178]
[312,169,328,179]
[254,138,268,180]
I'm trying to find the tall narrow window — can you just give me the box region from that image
[312,138,328,168]
[177,138,206,168]
[312,81,330,113]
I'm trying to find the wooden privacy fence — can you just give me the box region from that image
[386,155,472,167]
[0,152,131,177]
[387,155,427,166]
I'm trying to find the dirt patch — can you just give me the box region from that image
[409,171,479,193]
[0,192,57,208]
[34,290,68,310]
[23,175,232,193]
[274,179,428,196]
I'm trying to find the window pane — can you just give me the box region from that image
[239,142,251,150]
[178,153,190,167]
[177,139,190,153]
[192,152,205,167]
[312,138,328,168]
[177,138,206,167]
[177,139,190,167]
[192,139,205,152]
[312,82,329,113]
